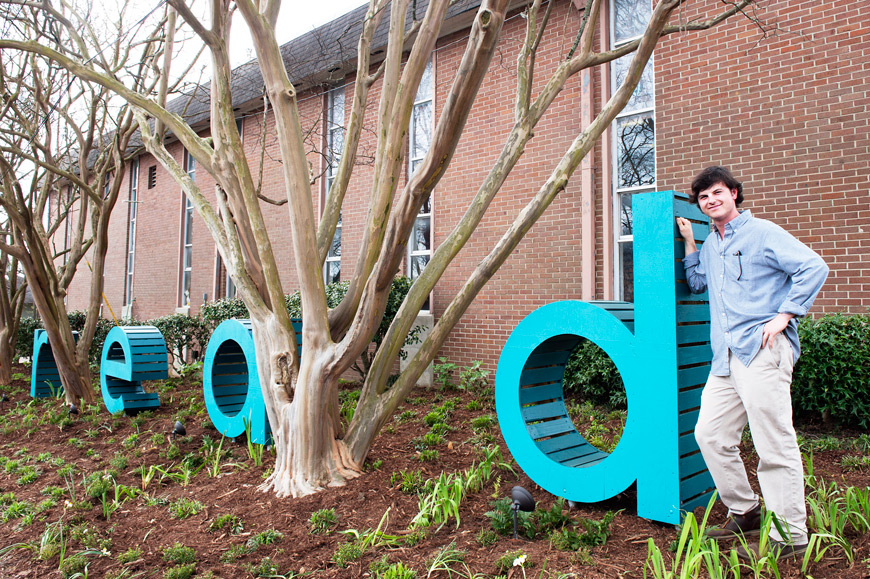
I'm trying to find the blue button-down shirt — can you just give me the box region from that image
[683,210,828,376]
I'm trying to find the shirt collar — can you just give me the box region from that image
[725,209,752,232]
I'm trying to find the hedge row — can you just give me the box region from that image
[561,312,870,428]
[17,278,417,374]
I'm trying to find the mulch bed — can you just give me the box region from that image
[0,364,867,578]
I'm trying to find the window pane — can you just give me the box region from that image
[327,261,341,284]
[620,241,634,302]
[420,194,431,215]
[411,217,431,252]
[330,89,345,127]
[416,59,433,101]
[227,274,236,299]
[612,55,654,113]
[616,113,655,188]
[411,159,423,176]
[412,101,432,159]
[183,246,192,267]
[328,228,341,258]
[329,128,344,170]
[619,193,633,237]
[614,0,651,44]
[410,255,429,279]
[184,213,193,242]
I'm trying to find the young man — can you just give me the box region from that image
[676,166,828,559]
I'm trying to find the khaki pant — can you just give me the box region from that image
[695,333,807,544]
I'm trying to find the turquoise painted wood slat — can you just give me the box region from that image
[680,470,716,500]
[676,324,711,345]
[533,432,587,454]
[495,191,714,525]
[677,344,715,366]
[679,451,708,476]
[548,444,601,463]
[678,366,711,388]
[678,385,705,408]
[678,409,701,434]
[563,453,609,468]
[521,400,568,422]
[526,416,576,439]
[525,351,576,367]
[518,383,565,405]
[100,326,165,414]
[519,366,568,386]
[676,304,712,323]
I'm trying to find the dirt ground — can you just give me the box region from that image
[0,364,868,578]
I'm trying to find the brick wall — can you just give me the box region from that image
[655,0,870,314]
[65,0,868,377]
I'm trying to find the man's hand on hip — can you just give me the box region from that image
[762,313,795,348]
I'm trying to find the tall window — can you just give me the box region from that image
[408,59,434,309]
[324,87,344,284]
[124,160,139,307]
[611,0,655,301]
[179,151,195,307]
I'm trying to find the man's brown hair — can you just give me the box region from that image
[690,166,744,206]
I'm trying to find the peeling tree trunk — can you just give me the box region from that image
[0,329,15,385]
[251,316,361,497]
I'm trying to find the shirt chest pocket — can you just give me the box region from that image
[734,253,768,283]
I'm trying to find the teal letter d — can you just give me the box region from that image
[495,191,713,524]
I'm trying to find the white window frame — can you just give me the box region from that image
[179,151,195,308]
[408,58,435,312]
[610,0,656,301]
[124,159,139,308]
[324,87,345,284]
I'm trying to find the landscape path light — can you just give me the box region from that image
[172,420,186,442]
[510,485,535,539]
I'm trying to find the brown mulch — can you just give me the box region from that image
[0,364,868,579]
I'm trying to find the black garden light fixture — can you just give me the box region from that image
[172,420,186,442]
[510,485,535,539]
[68,403,79,418]
[0,393,8,408]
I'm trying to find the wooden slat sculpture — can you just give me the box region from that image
[31,329,78,398]
[203,318,302,444]
[100,326,166,414]
[495,191,714,524]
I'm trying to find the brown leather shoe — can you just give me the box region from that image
[705,503,762,540]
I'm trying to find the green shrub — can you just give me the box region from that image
[245,557,282,578]
[246,529,283,551]
[164,564,196,579]
[563,339,626,409]
[209,513,244,534]
[485,497,535,539]
[309,508,339,534]
[168,497,204,519]
[792,313,870,428]
[332,542,364,568]
[380,562,418,578]
[149,313,210,366]
[16,316,42,359]
[162,542,196,564]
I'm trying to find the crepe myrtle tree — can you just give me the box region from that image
[0,225,26,386]
[0,2,191,405]
[0,0,758,495]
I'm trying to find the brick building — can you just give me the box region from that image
[65,0,870,372]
